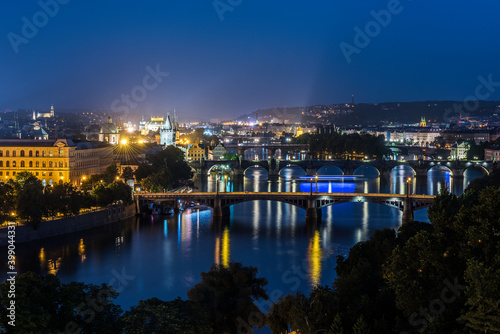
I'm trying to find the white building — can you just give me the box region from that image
[450,141,469,160]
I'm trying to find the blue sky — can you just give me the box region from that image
[1,0,500,121]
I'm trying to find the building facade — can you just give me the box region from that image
[0,139,113,187]
[99,117,120,144]
[485,145,500,162]
[186,140,206,161]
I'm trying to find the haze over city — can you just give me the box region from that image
[2,1,500,121]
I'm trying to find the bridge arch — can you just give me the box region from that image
[464,164,490,176]
[243,165,269,178]
[279,164,307,178]
[389,164,417,177]
[427,165,453,175]
[207,163,233,175]
[353,165,380,177]
[317,165,343,176]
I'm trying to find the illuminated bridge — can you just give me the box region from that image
[135,192,435,224]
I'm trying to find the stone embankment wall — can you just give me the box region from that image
[0,204,136,246]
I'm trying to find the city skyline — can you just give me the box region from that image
[2,1,500,121]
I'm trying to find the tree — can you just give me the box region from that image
[16,175,44,228]
[142,169,173,192]
[0,272,122,333]
[267,294,296,334]
[102,163,119,185]
[121,166,135,180]
[187,262,269,333]
[328,314,344,334]
[352,315,370,334]
[92,184,115,207]
[122,297,212,334]
[134,163,157,181]
[0,182,15,222]
[109,181,132,204]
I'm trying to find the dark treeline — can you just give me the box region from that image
[1,171,499,333]
[295,133,389,160]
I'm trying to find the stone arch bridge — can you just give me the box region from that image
[191,159,494,178]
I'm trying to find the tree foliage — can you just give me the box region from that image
[187,262,269,333]
[122,297,212,334]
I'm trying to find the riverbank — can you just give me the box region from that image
[0,204,135,246]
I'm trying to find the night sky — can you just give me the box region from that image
[2,1,500,121]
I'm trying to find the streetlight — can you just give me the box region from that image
[310,177,313,195]
[315,174,318,193]
[406,177,412,197]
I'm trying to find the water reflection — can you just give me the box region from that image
[307,230,322,287]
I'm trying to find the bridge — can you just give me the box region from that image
[135,191,435,224]
[224,143,309,158]
[191,159,494,178]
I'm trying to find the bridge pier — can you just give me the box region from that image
[402,197,414,224]
[305,198,319,223]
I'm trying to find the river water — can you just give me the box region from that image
[0,165,486,331]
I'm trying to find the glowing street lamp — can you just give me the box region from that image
[406,177,412,197]
[315,174,318,193]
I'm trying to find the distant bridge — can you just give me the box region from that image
[224,143,309,158]
[135,191,435,224]
[190,159,494,178]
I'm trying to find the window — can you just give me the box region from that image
[59,172,63,176]
[43,162,46,168]
[0,161,2,167]
[20,161,25,167]
[29,161,33,168]
[12,172,16,176]
[12,161,16,168]
[6,161,10,167]
[42,151,46,157]
[59,147,63,157]
[36,151,40,157]
[49,150,53,157]
[36,172,39,176]
[49,172,52,176]
[65,162,68,168]
[0,172,2,176]
[49,161,53,168]
[59,162,63,168]
[42,180,46,186]
[6,151,10,157]
[36,161,39,168]
[0,151,2,157]
[12,151,16,157]
[49,179,53,185]
[6,172,9,176]
[20,150,25,157]
[29,150,33,157]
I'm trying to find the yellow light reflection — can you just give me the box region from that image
[308,230,322,287]
[222,227,230,268]
[215,236,220,265]
[79,238,86,263]
[39,248,46,266]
